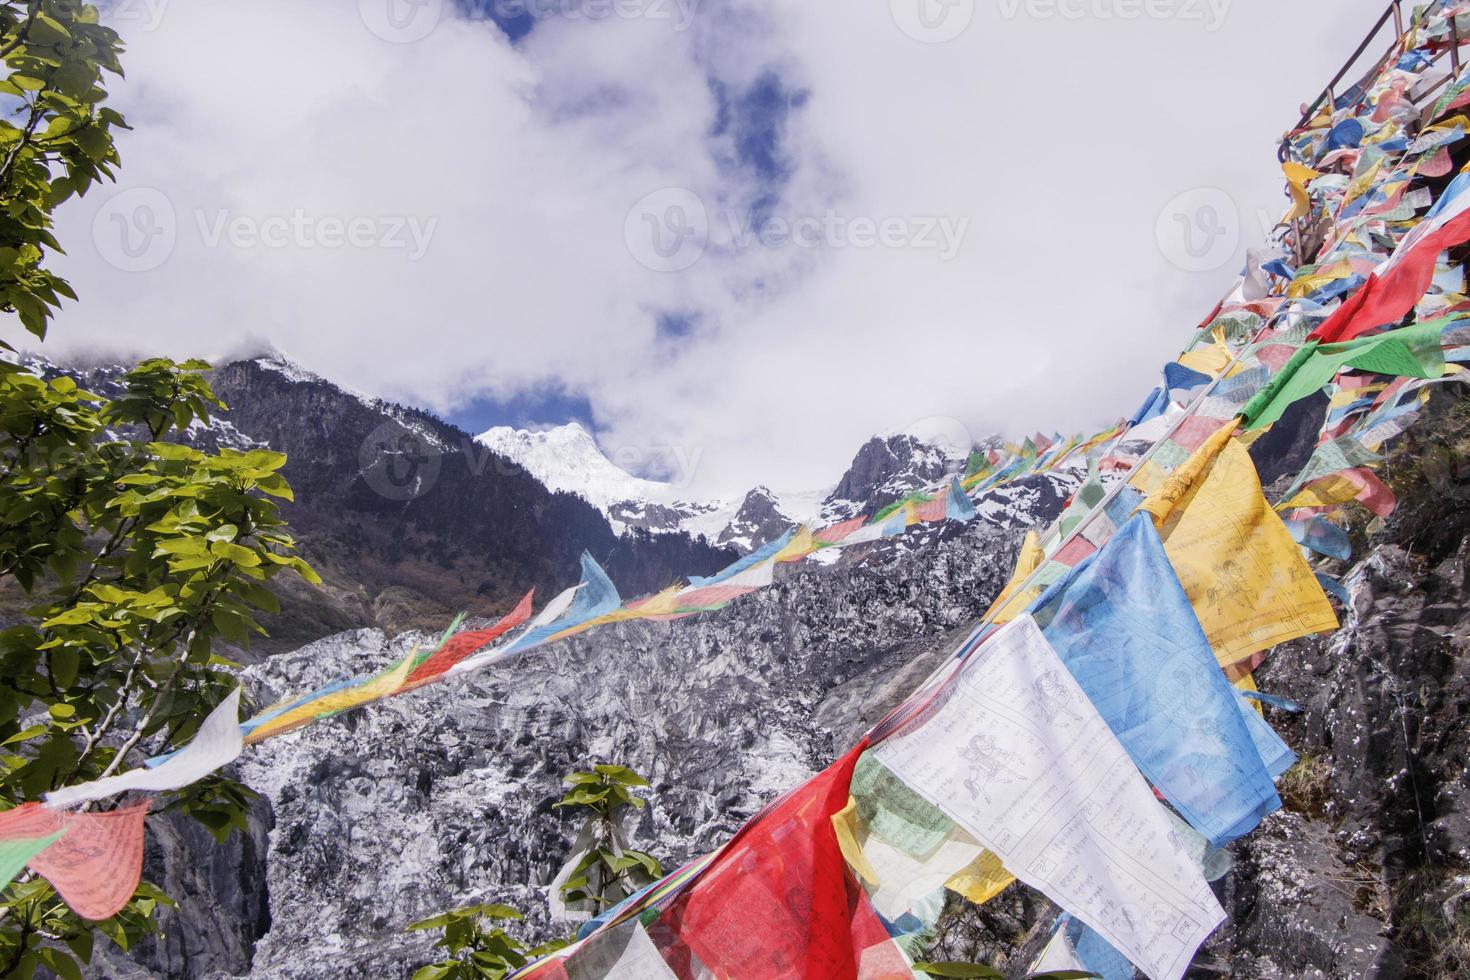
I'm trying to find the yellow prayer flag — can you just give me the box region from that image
[1283,161,1321,222]
[1344,157,1385,208]
[773,525,817,563]
[831,797,882,887]
[575,586,684,631]
[1128,457,1172,498]
[246,651,417,743]
[1329,383,1386,408]
[1141,425,1338,668]
[1288,258,1355,299]
[944,850,1015,906]
[1276,473,1363,512]
[1177,340,1239,378]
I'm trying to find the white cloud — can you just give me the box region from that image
[42,0,1386,497]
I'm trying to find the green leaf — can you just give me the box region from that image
[912,963,1006,978]
[472,903,525,921]
[407,912,458,932]
[65,927,94,964]
[209,540,261,566]
[3,725,48,746]
[206,524,238,543]
[40,606,95,627]
[36,947,82,980]
[51,646,80,688]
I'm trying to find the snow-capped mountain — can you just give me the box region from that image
[475,422,703,518]
[475,422,832,549]
[475,422,997,551]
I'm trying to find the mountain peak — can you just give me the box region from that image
[474,422,696,518]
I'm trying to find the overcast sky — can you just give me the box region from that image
[38,0,1385,497]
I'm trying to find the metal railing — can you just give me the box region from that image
[1279,0,1466,162]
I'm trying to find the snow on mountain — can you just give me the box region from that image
[475,423,832,547]
[476,422,707,518]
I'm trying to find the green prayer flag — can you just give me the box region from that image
[0,831,63,892]
[1242,319,1449,430]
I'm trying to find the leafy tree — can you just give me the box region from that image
[553,763,661,914]
[406,903,567,980]
[0,3,318,975]
[0,0,127,344]
[0,359,320,976]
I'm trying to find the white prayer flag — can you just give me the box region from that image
[873,615,1224,980]
[46,688,244,809]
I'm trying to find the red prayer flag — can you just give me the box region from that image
[404,590,535,689]
[1344,467,1397,517]
[648,742,911,979]
[1310,203,1470,343]
[2,801,148,920]
[816,516,868,544]
[909,497,947,524]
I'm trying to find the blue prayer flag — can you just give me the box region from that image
[1031,514,1284,845]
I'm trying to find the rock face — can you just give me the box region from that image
[91,799,275,979]
[715,485,796,551]
[824,434,961,519]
